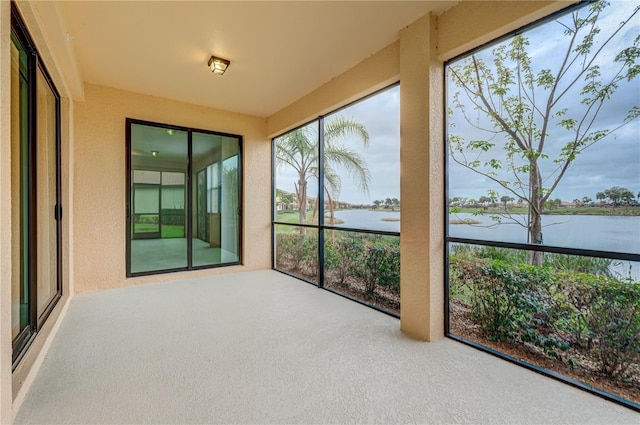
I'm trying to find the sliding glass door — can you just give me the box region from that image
[126,120,241,276]
[11,5,62,365]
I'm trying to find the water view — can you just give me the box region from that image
[331,209,400,233]
[328,209,639,278]
[332,209,639,254]
[449,213,640,254]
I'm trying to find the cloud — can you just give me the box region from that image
[447,1,640,202]
[275,85,400,205]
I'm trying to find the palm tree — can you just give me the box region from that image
[500,195,514,210]
[275,116,370,231]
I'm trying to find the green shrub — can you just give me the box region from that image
[451,247,640,378]
[276,232,317,274]
[359,241,400,296]
[556,274,640,377]
[136,215,158,225]
[160,209,185,226]
[454,258,567,359]
[324,235,365,285]
[545,254,617,276]
[376,242,400,294]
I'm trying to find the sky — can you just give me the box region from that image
[447,0,640,202]
[275,1,639,206]
[275,85,400,205]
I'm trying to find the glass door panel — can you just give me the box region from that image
[35,66,59,318]
[130,124,188,273]
[191,133,240,267]
[128,121,241,275]
[220,141,240,263]
[11,5,63,364]
[10,34,30,342]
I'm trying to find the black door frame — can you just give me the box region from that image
[11,3,63,368]
[125,118,243,277]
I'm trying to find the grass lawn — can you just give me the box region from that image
[450,205,640,216]
[134,224,185,238]
[274,210,345,233]
[275,211,313,224]
[161,225,185,238]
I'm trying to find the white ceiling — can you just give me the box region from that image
[58,1,457,118]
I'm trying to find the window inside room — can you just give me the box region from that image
[273,84,400,315]
[445,1,639,407]
[126,120,242,276]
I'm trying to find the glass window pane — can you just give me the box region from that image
[324,229,399,313]
[274,121,319,225]
[160,173,185,239]
[274,224,318,284]
[446,1,640,405]
[133,170,160,184]
[446,2,639,253]
[323,86,400,233]
[130,123,188,273]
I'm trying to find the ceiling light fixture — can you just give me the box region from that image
[151,150,159,157]
[208,55,230,75]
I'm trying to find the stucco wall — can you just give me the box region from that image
[73,84,270,292]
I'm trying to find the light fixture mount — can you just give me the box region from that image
[208,55,230,75]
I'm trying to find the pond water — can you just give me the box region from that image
[331,209,400,233]
[448,213,640,255]
[331,209,640,279]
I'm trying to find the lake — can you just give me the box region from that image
[448,213,640,255]
[331,209,640,279]
[331,209,400,233]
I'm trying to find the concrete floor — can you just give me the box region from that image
[14,270,638,424]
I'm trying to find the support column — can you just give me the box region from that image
[399,13,445,341]
[0,0,15,422]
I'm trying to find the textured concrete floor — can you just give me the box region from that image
[14,270,638,424]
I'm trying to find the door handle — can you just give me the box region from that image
[54,204,63,221]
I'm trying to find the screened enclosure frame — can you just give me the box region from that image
[443,1,640,412]
[271,83,401,318]
[125,118,243,277]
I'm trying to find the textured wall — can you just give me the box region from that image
[73,84,270,292]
